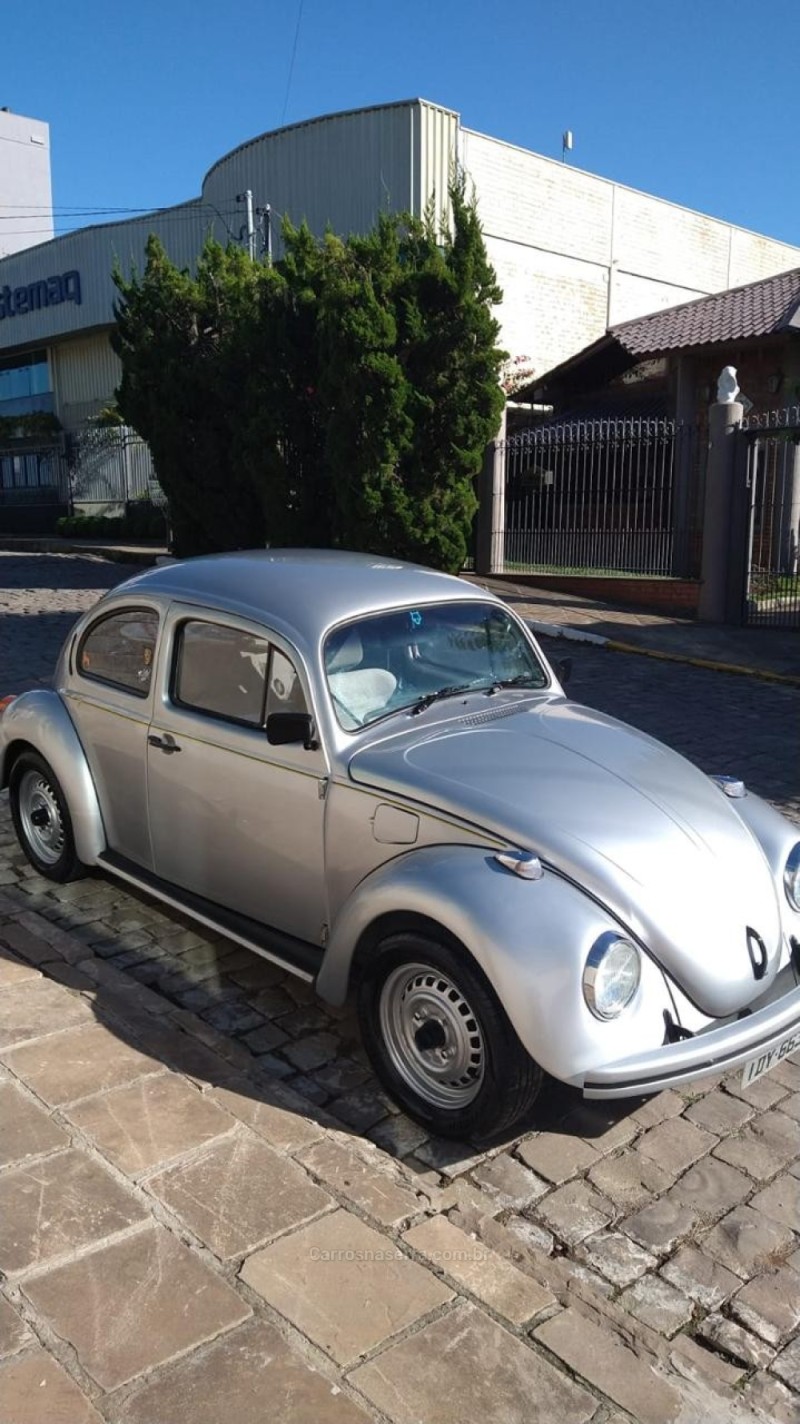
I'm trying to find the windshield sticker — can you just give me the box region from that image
[409,610,423,629]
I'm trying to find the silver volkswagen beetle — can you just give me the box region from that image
[2,550,799,1139]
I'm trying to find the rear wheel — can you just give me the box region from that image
[9,751,85,883]
[357,932,542,1140]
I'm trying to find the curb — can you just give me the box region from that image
[0,538,164,566]
[526,619,800,689]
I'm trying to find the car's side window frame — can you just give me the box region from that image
[169,617,274,731]
[161,608,323,763]
[75,605,161,700]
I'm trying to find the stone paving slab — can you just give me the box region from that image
[22,1225,251,1390]
[0,1349,104,1424]
[106,1318,371,1424]
[0,1148,148,1276]
[147,1126,334,1260]
[63,1070,235,1176]
[0,974,94,1049]
[0,1078,69,1167]
[535,1308,686,1423]
[1,1020,162,1105]
[351,1302,598,1424]
[241,1208,454,1367]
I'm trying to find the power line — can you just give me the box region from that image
[0,205,243,238]
[280,0,305,127]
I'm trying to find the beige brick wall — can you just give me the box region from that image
[461,128,800,385]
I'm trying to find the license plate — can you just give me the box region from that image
[741,1028,800,1088]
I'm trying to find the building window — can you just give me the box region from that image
[0,349,51,403]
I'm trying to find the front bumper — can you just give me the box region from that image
[583,971,800,1099]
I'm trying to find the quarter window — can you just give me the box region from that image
[78,608,159,697]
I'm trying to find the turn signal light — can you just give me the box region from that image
[0,695,17,715]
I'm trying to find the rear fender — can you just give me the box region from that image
[1,690,106,864]
[316,843,671,1084]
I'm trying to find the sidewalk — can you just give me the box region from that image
[470,575,800,684]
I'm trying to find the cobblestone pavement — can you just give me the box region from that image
[0,553,799,1423]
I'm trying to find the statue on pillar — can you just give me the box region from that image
[717,366,740,404]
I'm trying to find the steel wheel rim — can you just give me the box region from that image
[18,770,65,866]
[378,961,486,1109]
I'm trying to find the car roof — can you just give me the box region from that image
[113,549,493,647]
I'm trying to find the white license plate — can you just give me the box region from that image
[741,1028,800,1089]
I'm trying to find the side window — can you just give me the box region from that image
[78,608,159,697]
[174,620,271,726]
[267,648,308,718]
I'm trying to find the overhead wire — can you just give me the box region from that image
[280,0,304,127]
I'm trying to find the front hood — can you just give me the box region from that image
[349,697,783,1015]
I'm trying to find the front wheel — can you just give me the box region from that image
[357,933,542,1140]
[9,751,86,883]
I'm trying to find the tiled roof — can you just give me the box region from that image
[610,267,800,355]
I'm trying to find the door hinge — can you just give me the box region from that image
[320,923,329,946]
[317,778,329,800]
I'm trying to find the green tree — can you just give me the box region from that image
[112,236,268,556]
[112,181,505,571]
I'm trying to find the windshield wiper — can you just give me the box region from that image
[487,674,540,692]
[410,683,482,715]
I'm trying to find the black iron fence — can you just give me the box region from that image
[740,405,800,628]
[499,416,698,577]
[0,446,71,533]
[70,426,165,508]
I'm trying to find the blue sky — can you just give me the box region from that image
[5,0,800,247]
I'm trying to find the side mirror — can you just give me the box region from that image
[266,711,317,750]
[555,656,572,687]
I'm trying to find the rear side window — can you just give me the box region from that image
[174,620,271,726]
[78,608,159,697]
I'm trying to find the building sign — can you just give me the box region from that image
[0,271,82,321]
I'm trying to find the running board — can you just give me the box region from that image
[98,850,323,981]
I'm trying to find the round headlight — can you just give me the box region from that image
[785,844,800,911]
[583,934,641,1019]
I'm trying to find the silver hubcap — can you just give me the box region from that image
[18,770,65,866]
[379,962,486,1109]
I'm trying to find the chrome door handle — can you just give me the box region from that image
[148,733,181,754]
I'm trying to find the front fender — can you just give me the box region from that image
[1,690,106,864]
[726,787,800,942]
[316,843,672,1085]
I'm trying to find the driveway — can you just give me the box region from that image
[1,552,798,1424]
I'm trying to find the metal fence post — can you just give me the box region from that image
[698,371,743,623]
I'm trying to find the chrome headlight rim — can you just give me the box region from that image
[583,932,641,1020]
[784,844,800,912]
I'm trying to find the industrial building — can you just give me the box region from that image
[1,97,800,435]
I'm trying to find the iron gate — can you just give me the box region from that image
[500,416,698,577]
[741,406,800,628]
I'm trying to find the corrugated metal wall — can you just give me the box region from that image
[51,333,122,429]
[414,103,458,233]
[203,101,457,251]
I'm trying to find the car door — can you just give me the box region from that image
[145,604,328,946]
[63,603,160,869]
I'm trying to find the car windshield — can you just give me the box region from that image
[324,600,548,731]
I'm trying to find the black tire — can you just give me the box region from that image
[357,932,542,1140]
[9,750,86,884]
